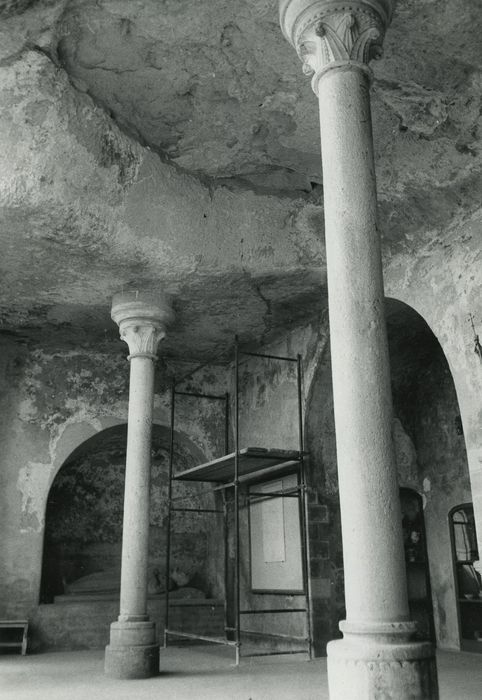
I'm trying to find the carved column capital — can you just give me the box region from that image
[117,321,165,360]
[111,291,173,360]
[280,0,395,92]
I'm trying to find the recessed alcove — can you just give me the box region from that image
[41,424,213,604]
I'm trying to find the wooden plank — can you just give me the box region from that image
[165,630,237,646]
[240,629,308,641]
[173,447,305,483]
[0,621,28,627]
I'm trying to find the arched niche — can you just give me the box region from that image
[40,423,214,604]
[303,297,473,653]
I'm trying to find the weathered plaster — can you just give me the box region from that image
[235,320,326,451]
[0,339,227,619]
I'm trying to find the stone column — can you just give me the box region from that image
[105,291,172,679]
[280,2,438,698]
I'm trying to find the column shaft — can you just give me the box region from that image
[105,291,172,680]
[319,66,408,624]
[280,1,439,695]
[119,356,155,620]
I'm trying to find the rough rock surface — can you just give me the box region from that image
[0,47,323,357]
[0,0,481,359]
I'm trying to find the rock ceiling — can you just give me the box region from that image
[0,0,481,359]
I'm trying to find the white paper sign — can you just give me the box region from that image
[261,480,286,563]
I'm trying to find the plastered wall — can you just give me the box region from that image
[0,337,226,619]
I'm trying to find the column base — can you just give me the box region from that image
[327,621,439,700]
[104,620,159,679]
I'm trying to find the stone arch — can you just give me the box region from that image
[48,417,126,494]
[44,415,205,514]
[304,296,473,651]
[39,421,210,604]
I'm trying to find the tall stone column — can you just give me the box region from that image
[105,291,172,679]
[280,2,438,698]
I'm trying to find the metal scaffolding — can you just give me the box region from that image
[163,338,312,664]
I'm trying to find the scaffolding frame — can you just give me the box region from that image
[163,339,313,664]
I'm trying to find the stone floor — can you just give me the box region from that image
[1,646,481,699]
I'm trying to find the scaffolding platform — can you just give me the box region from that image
[173,447,306,483]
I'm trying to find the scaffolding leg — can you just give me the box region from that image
[297,354,313,660]
[164,382,176,649]
[234,338,241,664]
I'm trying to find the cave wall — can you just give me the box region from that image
[0,336,226,620]
[0,47,324,361]
[234,321,326,451]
